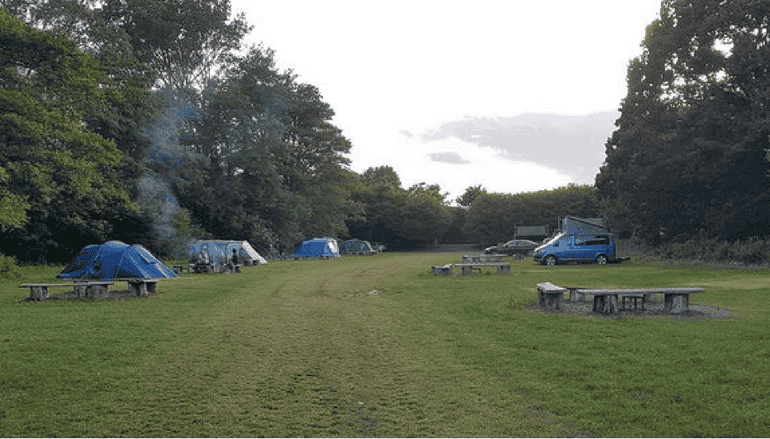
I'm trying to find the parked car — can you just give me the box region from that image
[484,239,539,255]
[532,232,623,266]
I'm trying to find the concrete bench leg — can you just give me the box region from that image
[593,294,618,314]
[128,281,148,297]
[461,266,473,276]
[497,265,511,275]
[544,292,563,310]
[74,284,88,298]
[28,286,48,301]
[86,284,109,299]
[664,293,689,313]
[569,288,585,302]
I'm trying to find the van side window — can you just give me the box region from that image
[575,235,610,246]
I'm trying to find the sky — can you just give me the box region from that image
[230,0,663,203]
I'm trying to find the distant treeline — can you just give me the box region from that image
[1,0,769,264]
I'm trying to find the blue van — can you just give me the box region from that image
[532,232,618,266]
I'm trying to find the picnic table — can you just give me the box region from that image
[20,278,171,300]
[538,282,705,314]
[570,287,705,314]
[461,254,507,263]
[454,262,511,276]
[20,281,115,301]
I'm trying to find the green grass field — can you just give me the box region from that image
[1,252,768,437]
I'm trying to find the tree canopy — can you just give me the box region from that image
[0,8,143,261]
[597,0,770,243]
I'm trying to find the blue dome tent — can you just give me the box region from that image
[295,237,340,259]
[58,241,178,279]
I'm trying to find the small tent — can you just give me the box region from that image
[58,241,178,279]
[215,240,267,265]
[340,239,375,255]
[295,237,340,259]
[187,240,267,265]
[186,240,227,265]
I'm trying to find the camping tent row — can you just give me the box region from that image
[339,239,377,255]
[293,237,379,259]
[188,240,267,266]
[58,241,178,280]
[294,237,341,259]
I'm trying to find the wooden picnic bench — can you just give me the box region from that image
[565,286,706,314]
[455,262,511,276]
[20,281,115,301]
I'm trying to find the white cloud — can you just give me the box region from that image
[231,0,662,199]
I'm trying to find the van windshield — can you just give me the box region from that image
[544,233,565,246]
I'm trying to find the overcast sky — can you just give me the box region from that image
[231,0,663,202]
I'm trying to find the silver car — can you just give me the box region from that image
[484,239,539,255]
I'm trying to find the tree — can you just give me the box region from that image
[597,0,770,243]
[347,169,452,249]
[0,10,140,261]
[456,185,487,208]
[361,165,401,188]
[463,185,600,246]
[180,46,361,249]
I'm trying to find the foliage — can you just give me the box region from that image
[0,253,20,279]
[180,46,361,249]
[347,169,452,248]
[464,184,601,247]
[653,237,770,266]
[455,184,487,207]
[360,165,401,188]
[0,166,29,230]
[597,0,770,244]
[0,10,140,262]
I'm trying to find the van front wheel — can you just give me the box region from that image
[544,255,557,266]
[596,255,608,265]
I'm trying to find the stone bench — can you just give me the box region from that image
[431,264,454,276]
[567,287,705,314]
[20,281,115,301]
[454,263,511,276]
[537,282,567,311]
[124,278,161,297]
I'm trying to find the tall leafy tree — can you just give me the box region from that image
[0,10,140,261]
[180,46,361,249]
[347,169,452,249]
[597,0,770,243]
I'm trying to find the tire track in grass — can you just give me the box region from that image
[125,255,588,436]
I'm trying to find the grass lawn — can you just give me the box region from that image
[1,252,768,437]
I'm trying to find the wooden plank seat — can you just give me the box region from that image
[454,263,511,276]
[20,281,115,301]
[537,282,567,311]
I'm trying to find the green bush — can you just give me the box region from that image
[0,253,20,278]
[654,238,770,266]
